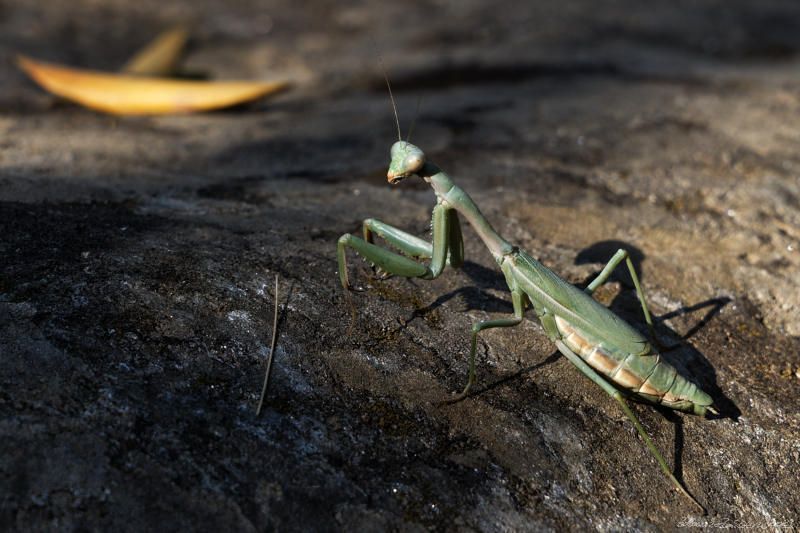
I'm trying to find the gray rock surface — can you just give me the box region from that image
[1,0,798,530]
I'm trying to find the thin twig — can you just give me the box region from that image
[256,274,280,416]
[344,282,357,338]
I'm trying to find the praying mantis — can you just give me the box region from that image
[336,88,716,513]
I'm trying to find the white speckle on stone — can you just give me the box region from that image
[227,310,251,323]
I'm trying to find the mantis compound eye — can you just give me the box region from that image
[405,154,424,172]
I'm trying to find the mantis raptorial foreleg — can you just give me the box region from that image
[584,248,678,351]
[553,339,704,513]
[363,218,434,259]
[338,203,463,290]
[364,214,465,267]
[361,217,433,280]
[446,288,529,403]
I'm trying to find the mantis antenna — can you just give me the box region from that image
[373,44,402,142]
[381,65,402,142]
[405,96,422,145]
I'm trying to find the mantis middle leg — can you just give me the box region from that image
[584,248,677,350]
[446,289,528,403]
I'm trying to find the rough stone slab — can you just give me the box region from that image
[1,1,799,531]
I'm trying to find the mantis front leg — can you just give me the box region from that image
[337,203,463,290]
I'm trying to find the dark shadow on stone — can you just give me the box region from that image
[210,135,380,185]
[659,298,732,343]
[0,199,167,307]
[409,283,513,320]
[656,408,685,484]
[368,60,621,92]
[469,350,563,399]
[401,261,516,325]
[459,260,513,293]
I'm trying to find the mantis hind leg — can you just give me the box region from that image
[584,248,677,351]
[444,289,528,404]
[554,339,705,513]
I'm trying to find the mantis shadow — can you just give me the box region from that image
[408,244,739,418]
[468,349,563,398]
[404,239,739,407]
[405,260,521,320]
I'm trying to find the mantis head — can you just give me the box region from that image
[387,141,426,184]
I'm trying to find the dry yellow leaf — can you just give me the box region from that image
[17,55,289,115]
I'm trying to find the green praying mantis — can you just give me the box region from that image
[337,87,717,513]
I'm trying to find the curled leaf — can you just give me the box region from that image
[121,26,190,76]
[17,55,289,115]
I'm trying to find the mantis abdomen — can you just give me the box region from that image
[554,315,713,415]
[505,249,714,416]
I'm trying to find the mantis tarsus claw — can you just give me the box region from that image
[361,264,392,281]
[655,338,682,352]
[438,380,474,406]
[437,396,464,407]
[440,392,469,406]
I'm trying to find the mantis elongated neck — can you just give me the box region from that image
[423,163,514,259]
